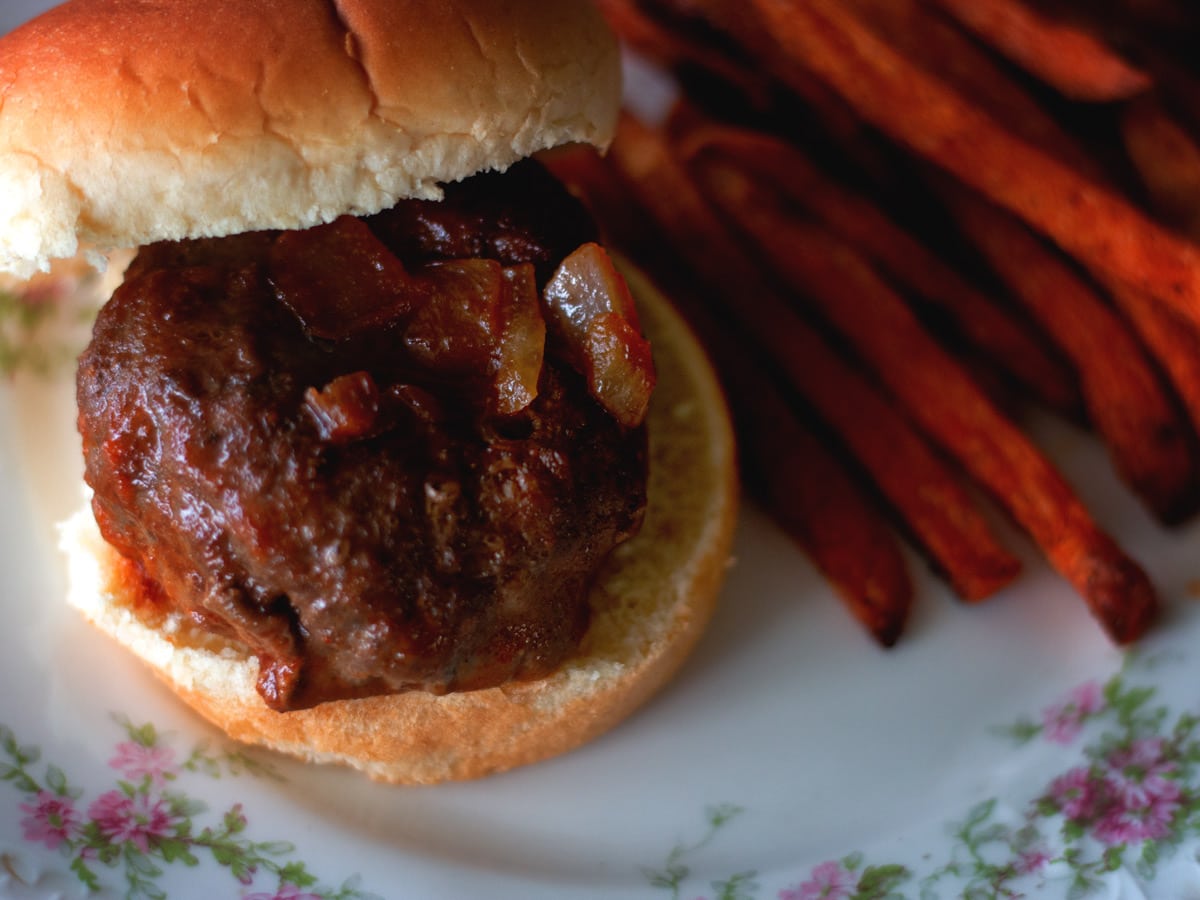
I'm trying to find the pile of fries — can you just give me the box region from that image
[545,0,1200,646]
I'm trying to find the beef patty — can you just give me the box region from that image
[76,162,648,711]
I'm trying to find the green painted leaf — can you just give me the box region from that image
[707,803,743,828]
[126,846,164,878]
[279,861,318,888]
[157,838,199,866]
[183,747,221,778]
[211,843,241,867]
[1063,820,1086,841]
[649,862,688,887]
[97,842,121,866]
[131,722,159,748]
[69,856,101,892]
[45,765,69,796]
[171,795,209,819]
[9,772,38,794]
[230,857,254,883]
[963,799,997,832]
[855,864,911,900]
[991,718,1042,745]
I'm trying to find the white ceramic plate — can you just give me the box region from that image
[6,4,1200,899]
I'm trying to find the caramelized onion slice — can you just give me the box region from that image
[404,259,546,416]
[494,264,546,416]
[544,243,656,427]
[584,311,657,428]
[269,216,422,340]
[404,259,508,376]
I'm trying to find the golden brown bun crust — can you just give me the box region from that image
[0,0,621,277]
[61,263,739,784]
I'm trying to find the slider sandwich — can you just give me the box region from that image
[0,0,737,783]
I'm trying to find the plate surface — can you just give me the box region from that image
[5,3,1200,898]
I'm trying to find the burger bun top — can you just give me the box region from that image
[0,0,621,277]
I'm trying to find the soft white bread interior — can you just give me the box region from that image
[0,0,621,277]
[60,264,739,784]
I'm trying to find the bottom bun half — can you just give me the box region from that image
[60,262,739,785]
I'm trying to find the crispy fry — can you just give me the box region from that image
[1059,7,1200,138]
[1121,95,1200,240]
[707,313,914,646]
[737,368,913,646]
[745,0,1200,332]
[926,0,1153,102]
[934,179,1198,523]
[607,113,1021,602]
[730,306,1021,605]
[593,0,771,108]
[1100,277,1200,461]
[1132,53,1200,141]
[674,122,1083,418]
[654,0,833,115]
[671,0,896,183]
[838,0,1101,177]
[696,158,1158,642]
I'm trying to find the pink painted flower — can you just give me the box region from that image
[109,741,178,788]
[1048,766,1101,821]
[779,860,855,900]
[1041,681,1103,745]
[1042,736,1185,846]
[1104,737,1177,808]
[1016,847,1051,875]
[19,791,79,850]
[87,790,178,853]
[243,884,324,900]
[1092,782,1181,845]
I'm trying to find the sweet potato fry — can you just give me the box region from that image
[838,0,1102,178]
[667,0,833,117]
[738,376,914,645]
[697,158,1158,642]
[745,0,1200,332]
[728,305,1022,606]
[1056,6,1200,138]
[593,0,771,108]
[708,313,914,646]
[607,113,1021,602]
[926,0,1153,102]
[1121,95,1200,240]
[1100,277,1200,459]
[1132,53,1200,142]
[675,122,1083,419]
[935,179,1199,523]
[671,0,895,184]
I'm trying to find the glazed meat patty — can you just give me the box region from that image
[76,163,648,712]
